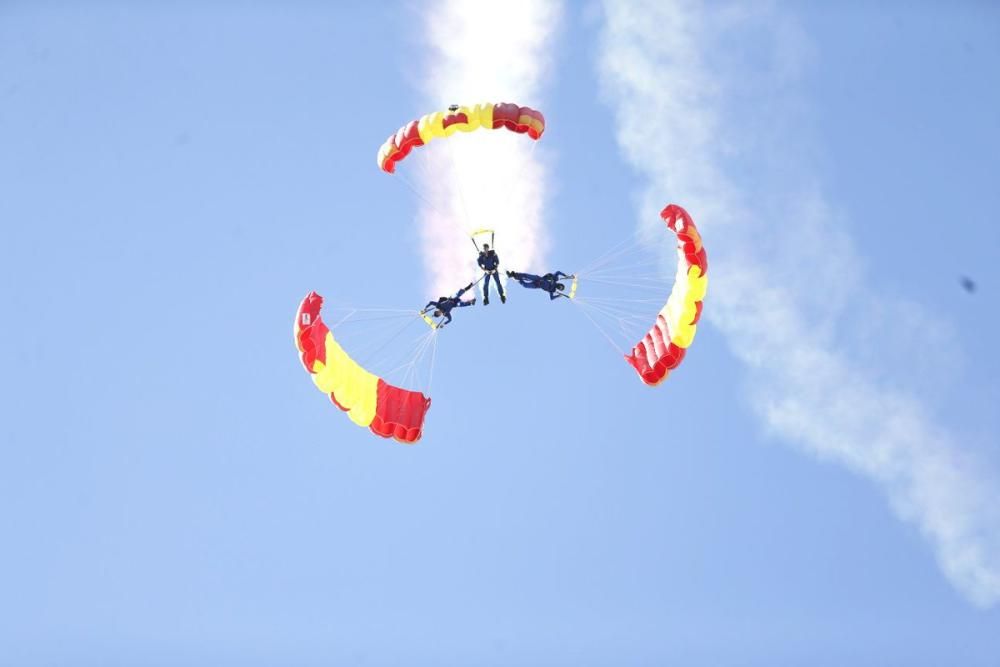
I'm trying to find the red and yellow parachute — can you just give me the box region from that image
[294,292,431,443]
[377,102,544,173]
[624,204,708,385]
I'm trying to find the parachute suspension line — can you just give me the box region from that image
[337,306,422,314]
[412,329,438,390]
[572,298,626,357]
[353,313,425,373]
[580,267,670,281]
[575,298,643,328]
[412,328,439,391]
[575,294,656,332]
[579,240,649,279]
[394,329,434,392]
[381,326,436,391]
[585,268,665,281]
[584,255,670,278]
[427,328,439,393]
[313,304,439,395]
[332,312,429,326]
[324,305,420,319]
[395,167,469,240]
[577,276,670,291]
[446,138,475,234]
[324,310,434,367]
[328,308,358,330]
[577,232,644,275]
[323,308,434,361]
[574,295,664,306]
[585,254,668,276]
[573,221,679,340]
[577,215,672,279]
[395,169,445,219]
[573,273,669,328]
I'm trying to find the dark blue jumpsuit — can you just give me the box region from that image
[424,283,475,327]
[509,271,571,299]
[478,249,505,304]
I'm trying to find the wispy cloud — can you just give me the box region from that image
[416,0,562,296]
[598,0,1000,607]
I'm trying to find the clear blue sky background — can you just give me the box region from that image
[2,3,999,665]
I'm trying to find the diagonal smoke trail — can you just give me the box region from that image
[598,0,1000,607]
[416,0,562,297]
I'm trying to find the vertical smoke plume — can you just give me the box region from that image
[598,0,1000,607]
[417,0,561,296]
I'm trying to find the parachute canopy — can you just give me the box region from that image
[295,292,431,443]
[624,204,708,386]
[377,102,545,173]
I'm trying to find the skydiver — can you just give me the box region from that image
[506,270,575,300]
[423,282,476,328]
[477,243,506,305]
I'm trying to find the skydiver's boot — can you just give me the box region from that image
[501,294,506,304]
[483,296,489,306]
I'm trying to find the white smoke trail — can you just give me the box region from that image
[599,0,1000,607]
[417,0,561,297]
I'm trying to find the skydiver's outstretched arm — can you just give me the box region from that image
[549,291,569,300]
[423,301,438,312]
[554,271,572,280]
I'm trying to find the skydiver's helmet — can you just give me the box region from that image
[556,283,566,291]
[482,243,490,251]
[434,310,442,318]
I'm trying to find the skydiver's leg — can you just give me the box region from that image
[517,272,541,285]
[496,274,506,300]
[457,298,475,308]
[514,277,540,290]
[483,273,492,304]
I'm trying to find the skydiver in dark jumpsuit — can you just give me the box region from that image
[506,270,575,299]
[423,282,476,328]
[477,243,506,305]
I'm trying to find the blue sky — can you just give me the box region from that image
[2,2,999,665]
